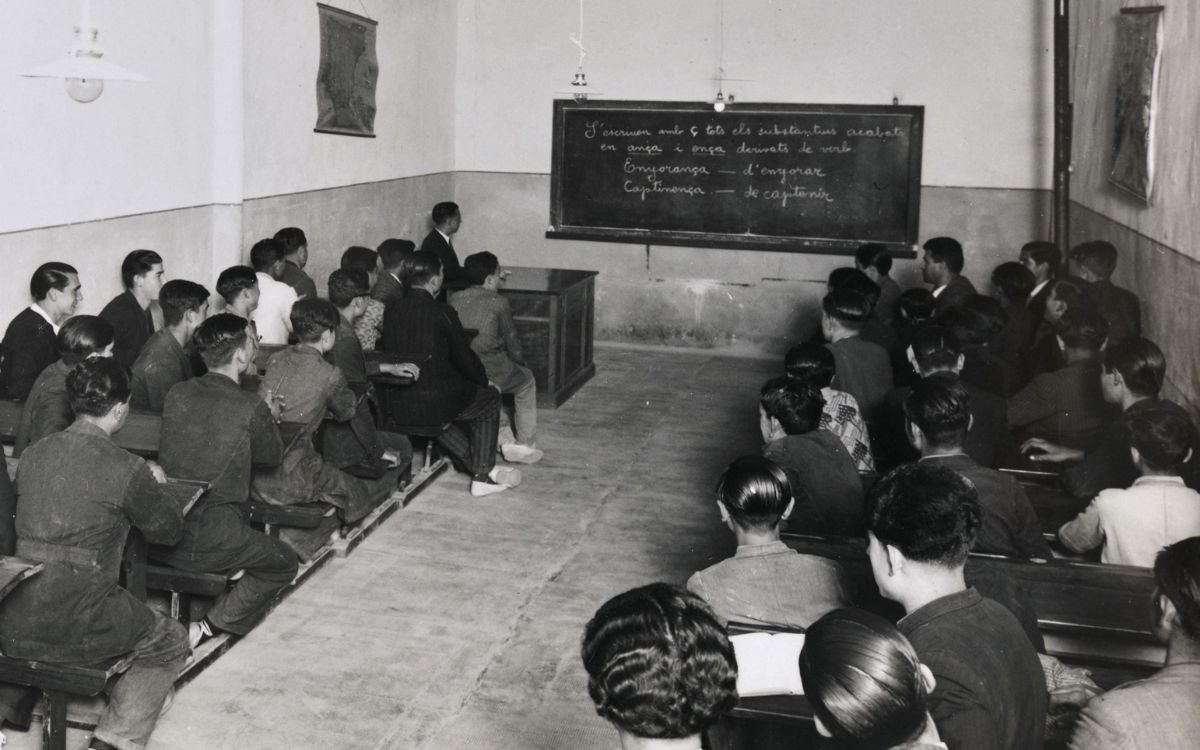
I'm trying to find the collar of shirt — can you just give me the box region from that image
[66,419,111,441]
[437,228,452,245]
[898,587,980,631]
[389,271,401,285]
[732,540,792,559]
[919,452,971,465]
[1131,475,1186,487]
[1029,280,1050,303]
[29,303,60,335]
[931,284,947,298]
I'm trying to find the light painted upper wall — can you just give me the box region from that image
[242,0,458,200]
[0,0,216,234]
[1072,1,1199,258]
[453,0,1053,189]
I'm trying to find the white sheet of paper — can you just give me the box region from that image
[730,631,807,697]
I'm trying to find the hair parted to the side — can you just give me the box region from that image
[799,608,930,750]
[822,289,872,328]
[855,243,893,275]
[991,261,1035,304]
[290,299,340,343]
[904,374,971,450]
[399,250,443,291]
[328,268,371,308]
[581,583,737,739]
[216,265,258,304]
[377,238,415,270]
[1155,537,1200,641]
[909,326,960,372]
[897,288,935,324]
[1021,240,1062,272]
[1129,409,1193,473]
[273,227,307,255]
[1069,240,1119,279]
[66,358,130,418]
[120,249,163,289]
[194,313,251,369]
[249,238,286,272]
[464,252,500,287]
[1103,337,1166,398]
[432,201,460,225]
[160,280,209,327]
[784,343,836,388]
[829,267,881,308]
[923,236,964,273]
[867,463,980,567]
[1055,306,1108,351]
[716,455,798,529]
[57,315,115,366]
[340,246,379,276]
[30,262,79,301]
[760,376,824,436]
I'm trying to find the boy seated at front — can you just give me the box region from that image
[129,279,210,413]
[1058,409,1200,567]
[252,300,401,544]
[216,265,260,324]
[783,342,873,474]
[449,252,543,464]
[686,455,851,628]
[759,376,864,537]
[821,288,892,426]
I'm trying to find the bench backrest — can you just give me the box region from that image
[0,399,162,457]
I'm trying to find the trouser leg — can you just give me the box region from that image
[435,387,500,480]
[204,531,299,636]
[92,614,188,750]
[507,366,538,446]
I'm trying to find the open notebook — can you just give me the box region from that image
[730,631,807,697]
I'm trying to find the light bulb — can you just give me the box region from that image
[65,76,104,103]
[713,91,726,112]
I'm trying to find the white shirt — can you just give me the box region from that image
[29,303,60,335]
[931,284,947,298]
[251,272,298,345]
[437,228,452,246]
[1028,280,1050,304]
[1059,476,1200,567]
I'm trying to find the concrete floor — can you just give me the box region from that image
[10,345,781,750]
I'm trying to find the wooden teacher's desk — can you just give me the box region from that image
[495,267,597,409]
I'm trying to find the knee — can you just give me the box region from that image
[260,538,301,580]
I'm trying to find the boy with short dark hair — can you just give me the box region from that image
[1059,409,1200,566]
[249,238,298,345]
[216,265,260,322]
[922,236,976,314]
[273,227,317,301]
[1019,240,1061,323]
[130,279,209,413]
[821,288,892,425]
[374,238,414,306]
[1069,240,1142,346]
[449,252,543,464]
[784,343,873,473]
[855,243,900,325]
[100,249,165,371]
[1,262,82,400]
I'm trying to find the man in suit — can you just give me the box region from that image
[1069,240,1141,346]
[373,238,413,306]
[1070,536,1200,749]
[273,227,318,301]
[1020,240,1061,328]
[381,250,519,497]
[821,288,892,427]
[922,236,976,315]
[1,262,81,400]
[420,201,467,288]
[99,250,164,372]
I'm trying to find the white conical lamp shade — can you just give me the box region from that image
[23,50,147,82]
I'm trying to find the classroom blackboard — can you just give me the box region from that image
[547,100,923,256]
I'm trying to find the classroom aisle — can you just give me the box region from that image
[135,345,778,750]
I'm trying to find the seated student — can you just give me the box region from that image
[784,343,874,474]
[1,262,81,400]
[878,326,1006,469]
[99,249,164,371]
[273,226,318,301]
[14,315,114,457]
[1069,239,1141,346]
[1009,307,1115,450]
[866,463,1047,750]
[1023,338,1200,498]
[129,279,209,413]
[856,242,902,326]
[153,313,297,648]
[1020,240,1061,327]
[922,237,976,315]
[381,250,518,497]
[799,608,947,750]
[906,377,1051,559]
[420,201,467,290]
[216,265,260,324]
[373,238,413,306]
[988,261,1037,375]
[1070,536,1200,749]
[249,238,299,345]
[324,269,416,477]
[581,583,737,748]
[342,245,387,350]
[253,299,401,528]
[939,303,1022,397]
[822,288,893,425]
[892,288,936,387]
[830,267,900,356]
[449,252,543,464]
[0,359,188,750]
[1026,277,1096,377]
[760,377,864,536]
[687,456,851,628]
[1058,409,1200,566]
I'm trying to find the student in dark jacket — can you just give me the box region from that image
[1069,240,1141,346]
[1026,277,1097,378]
[866,463,1047,750]
[1022,337,1200,498]
[1,262,81,400]
[828,267,900,358]
[855,242,902,325]
[822,288,893,426]
[419,201,466,289]
[906,377,1052,559]
[100,249,164,371]
[373,238,414,306]
[1020,240,1061,332]
[988,261,1037,376]
[129,280,209,413]
[273,227,318,301]
[890,288,936,387]
[941,306,1022,398]
[922,237,977,315]
[15,315,114,457]
[381,250,518,497]
[760,377,864,537]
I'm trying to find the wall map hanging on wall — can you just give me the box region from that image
[315,3,378,138]
[1110,6,1164,205]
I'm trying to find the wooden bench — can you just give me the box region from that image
[0,400,161,458]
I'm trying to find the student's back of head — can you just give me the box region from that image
[855,243,893,277]
[432,201,460,227]
[1129,409,1193,475]
[829,268,881,310]
[377,238,415,272]
[1020,241,1062,277]
[896,288,935,326]
[67,358,130,418]
[904,375,971,453]
[716,456,796,531]
[249,238,285,273]
[799,608,933,750]
[867,463,981,568]
[1154,537,1200,643]
[159,280,210,328]
[908,326,961,375]
[784,343,836,389]
[1056,306,1109,352]
[990,261,1036,305]
[1103,337,1166,399]
[58,316,115,366]
[1069,240,1120,281]
[939,306,992,348]
[340,246,379,278]
[823,289,872,331]
[760,377,824,436]
[216,265,258,305]
[290,299,340,344]
[464,252,500,287]
[328,268,371,308]
[194,313,251,369]
[581,583,737,741]
[273,227,307,258]
[961,294,1007,338]
[399,250,443,291]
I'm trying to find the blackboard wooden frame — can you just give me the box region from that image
[547,100,923,258]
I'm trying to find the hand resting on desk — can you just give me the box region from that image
[1021,438,1085,465]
